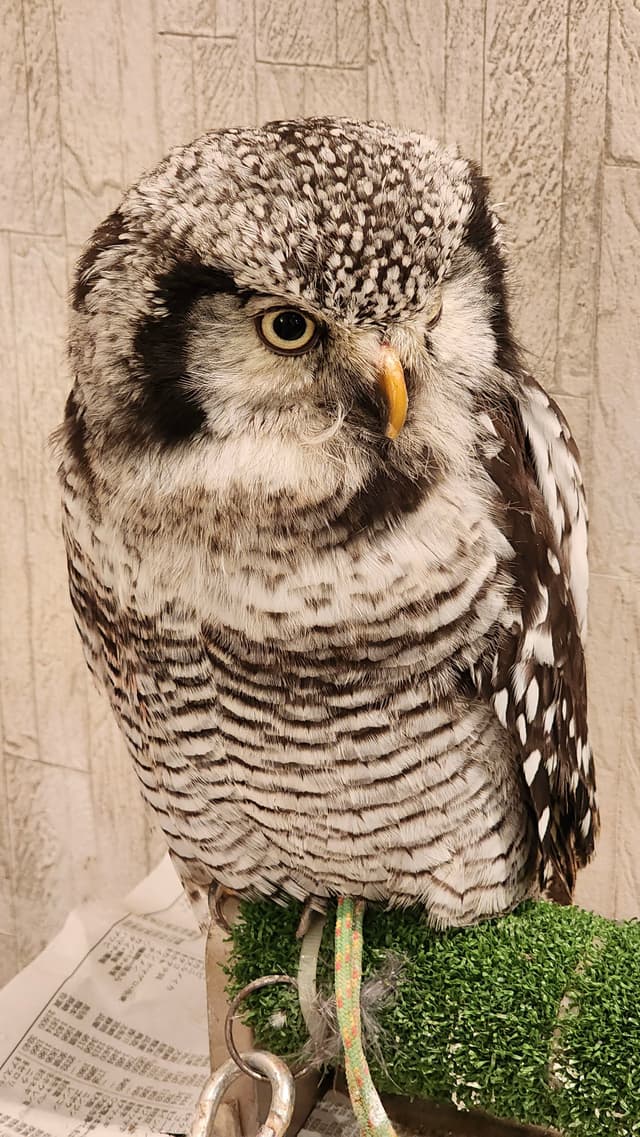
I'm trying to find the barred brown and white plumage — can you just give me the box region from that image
[56,118,597,928]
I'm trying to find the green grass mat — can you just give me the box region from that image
[225,900,640,1135]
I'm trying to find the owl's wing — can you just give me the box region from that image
[478,375,598,900]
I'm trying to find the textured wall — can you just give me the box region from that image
[1,0,639,985]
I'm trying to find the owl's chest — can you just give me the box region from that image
[67,485,530,918]
[68,466,514,737]
[101,577,530,921]
[129,479,510,647]
[97,521,509,785]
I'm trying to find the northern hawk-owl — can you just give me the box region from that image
[57,118,597,928]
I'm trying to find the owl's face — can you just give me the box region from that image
[65,118,516,537]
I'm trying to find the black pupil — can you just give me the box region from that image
[273,310,307,341]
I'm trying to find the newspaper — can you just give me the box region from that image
[298,1093,358,1137]
[0,857,210,1137]
[0,860,359,1137]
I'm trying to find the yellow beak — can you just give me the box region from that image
[377,344,408,440]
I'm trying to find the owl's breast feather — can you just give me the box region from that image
[61,458,535,923]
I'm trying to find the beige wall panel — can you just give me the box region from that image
[0,742,14,940]
[54,0,123,245]
[369,0,445,134]
[484,0,566,388]
[0,235,39,771]
[336,0,367,66]
[216,0,243,37]
[0,727,14,941]
[0,734,14,939]
[590,167,640,579]
[22,0,65,236]
[613,591,640,919]
[10,234,90,773]
[156,0,216,36]
[256,64,305,120]
[555,0,608,399]
[157,34,197,152]
[575,572,629,916]
[85,684,152,901]
[193,35,256,132]
[0,723,14,938]
[0,1,36,231]
[0,935,18,989]
[608,0,640,163]
[117,0,162,185]
[444,0,485,162]
[7,756,96,965]
[0,233,33,952]
[304,66,367,119]
[256,0,337,65]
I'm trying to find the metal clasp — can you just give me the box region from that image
[191,1049,295,1137]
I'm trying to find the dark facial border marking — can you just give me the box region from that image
[132,263,250,447]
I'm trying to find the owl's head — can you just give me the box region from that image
[63,118,518,537]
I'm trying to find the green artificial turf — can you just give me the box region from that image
[225,900,640,1135]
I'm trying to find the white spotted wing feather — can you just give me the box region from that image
[484,375,597,899]
[518,378,589,639]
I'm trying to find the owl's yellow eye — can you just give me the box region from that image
[256,308,319,355]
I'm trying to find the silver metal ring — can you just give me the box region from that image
[225,974,315,1080]
[191,1050,295,1137]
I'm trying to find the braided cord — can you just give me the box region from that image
[334,898,398,1137]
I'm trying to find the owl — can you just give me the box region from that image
[57,118,597,930]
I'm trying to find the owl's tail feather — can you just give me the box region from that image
[335,897,398,1137]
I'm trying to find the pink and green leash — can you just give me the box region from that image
[335,897,398,1137]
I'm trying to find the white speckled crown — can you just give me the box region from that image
[124,117,475,323]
